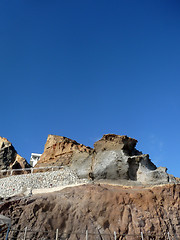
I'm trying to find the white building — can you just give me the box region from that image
[30,153,42,167]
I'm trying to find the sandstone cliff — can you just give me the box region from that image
[36,134,92,168]
[36,134,176,185]
[0,183,180,239]
[0,137,30,174]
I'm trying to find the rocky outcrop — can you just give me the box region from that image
[0,137,30,174]
[93,134,138,154]
[92,134,177,184]
[0,183,180,239]
[36,134,176,185]
[36,135,92,170]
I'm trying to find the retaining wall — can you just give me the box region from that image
[0,168,89,198]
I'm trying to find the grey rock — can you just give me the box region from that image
[92,150,129,180]
[69,134,177,185]
[71,152,92,178]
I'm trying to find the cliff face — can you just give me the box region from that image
[0,183,180,239]
[36,134,176,185]
[0,137,30,172]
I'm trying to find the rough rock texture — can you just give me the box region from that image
[92,134,153,181]
[0,184,180,239]
[36,135,92,168]
[0,137,30,173]
[93,134,138,154]
[36,134,176,185]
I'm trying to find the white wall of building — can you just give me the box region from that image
[30,153,42,167]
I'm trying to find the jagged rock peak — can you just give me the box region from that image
[35,134,93,168]
[0,136,30,171]
[0,137,11,147]
[44,134,92,152]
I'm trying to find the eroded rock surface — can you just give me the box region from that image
[0,184,180,239]
[36,135,93,176]
[36,134,176,185]
[0,137,30,172]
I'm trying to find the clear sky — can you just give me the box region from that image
[0,0,180,177]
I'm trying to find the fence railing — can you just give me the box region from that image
[0,165,64,178]
[4,227,177,240]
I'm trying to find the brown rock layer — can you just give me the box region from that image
[36,134,92,168]
[0,183,180,239]
[94,134,138,155]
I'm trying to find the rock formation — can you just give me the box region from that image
[36,134,177,185]
[0,137,30,174]
[35,134,93,177]
[0,134,179,239]
[0,183,180,239]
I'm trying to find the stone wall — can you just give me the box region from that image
[0,168,88,198]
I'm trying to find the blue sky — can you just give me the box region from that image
[0,0,180,177]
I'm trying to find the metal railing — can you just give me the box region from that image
[4,227,178,240]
